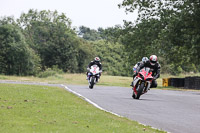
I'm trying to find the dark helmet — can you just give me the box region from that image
[149,55,157,65]
[94,57,100,62]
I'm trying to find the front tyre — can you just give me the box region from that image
[135,82,145,99]
[132,92,136,99]
[89,76,95,89]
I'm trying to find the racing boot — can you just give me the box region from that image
[130,81,133,87]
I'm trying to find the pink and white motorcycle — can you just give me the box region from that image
[132,67,153,99]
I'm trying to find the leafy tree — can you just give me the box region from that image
[78,25,131,76]
[17,9,92,73]
[119,0,200,74]
[121,19,163,66]
[90,40,130,76]
[101,25,124,43]
[78,26,102,41]
[0,23,40,75]
[78,25,124,43]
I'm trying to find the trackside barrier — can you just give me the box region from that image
[184,76,200,90]
[163,76,200,90]
[162,78,170,87]
[162,78,184,87]
[194,77,200,90]
[170,78,185,87]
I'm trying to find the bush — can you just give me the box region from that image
[37,66,64,78]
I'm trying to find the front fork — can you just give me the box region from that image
[133,79,142,95]
[133,80,149,95]
[133,86,137,95]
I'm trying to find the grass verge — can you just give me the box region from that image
[0,83,165,133]
[0,73,199,91]
[0,74,150,87]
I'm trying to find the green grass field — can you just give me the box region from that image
[0,83,165,133]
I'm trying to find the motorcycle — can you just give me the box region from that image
[87,65,102,89]
[132,67,153,99]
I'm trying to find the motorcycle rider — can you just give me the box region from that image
[135,55,161,88]
[133,57,149,76]
[86,57,102,81]
[130,57,149,86]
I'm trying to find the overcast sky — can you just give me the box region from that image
[0,0,137,29]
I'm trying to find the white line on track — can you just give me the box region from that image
[61,84,170,133]
[61,84,122,117]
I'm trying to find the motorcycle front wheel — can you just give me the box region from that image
[132,92,136,99]
[89,76,95,89]
[135,82,145,99]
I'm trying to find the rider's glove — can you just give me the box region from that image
[87,67,90,71]
[135,68,139,76]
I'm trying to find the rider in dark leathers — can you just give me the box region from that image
[130,57,148,86]
[87,58,102,70]
[135,55,161,88]
[86,57,102,81]
[132,57,149,79]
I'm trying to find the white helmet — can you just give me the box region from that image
[149,55,157,65]
[142,57,148,62]
[94,57,100,62]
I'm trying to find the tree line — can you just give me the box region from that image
[0,10,92,75]
[0,0,199,76]
[0,9,128,76]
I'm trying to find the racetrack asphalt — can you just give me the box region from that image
[1,80,200,133]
